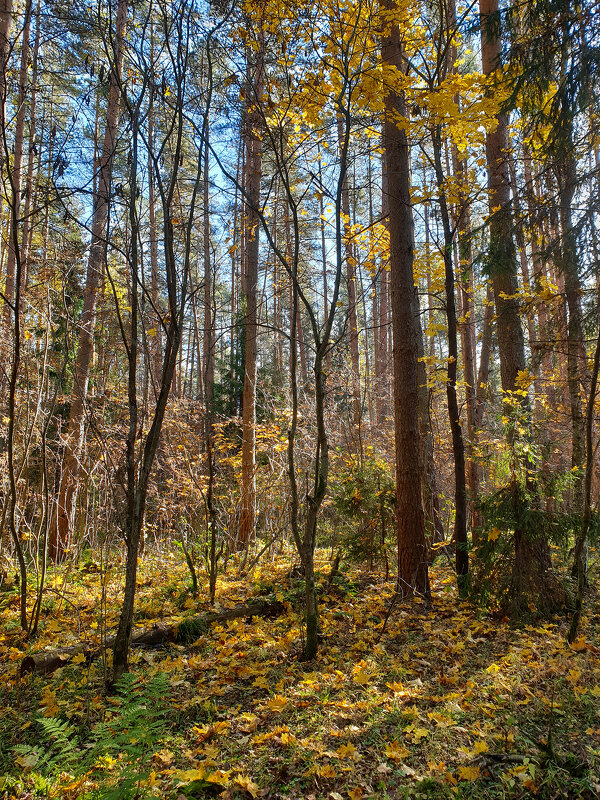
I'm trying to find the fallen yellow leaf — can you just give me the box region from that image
[234,774,260,797]
[267,695,289,712]
[385,741,410,761]
[458,765,481,781]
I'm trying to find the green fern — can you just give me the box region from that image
[13,716,79,776]
[88,672,170,799]
[11,672,171,799]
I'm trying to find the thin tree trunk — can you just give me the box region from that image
[0,0,13,220]
[567,290,600,643]
[377,148,390,427]
[555,139,585,509]
[203,130,214,411]
[451,151,481,533]
[51,0,127,561]
[20,0,40,297]
[238,29,264,547]
[148,34,162,393]
[338,117,361,432]
[3,0,32,315]
[431,125,468,586]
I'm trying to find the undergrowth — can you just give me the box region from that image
[0,546,599,800]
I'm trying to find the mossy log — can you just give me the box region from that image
[20,595,284,676]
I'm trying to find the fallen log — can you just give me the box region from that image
[21,595,285,676]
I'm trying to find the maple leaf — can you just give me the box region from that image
[173,766,208,783]
[352,667,371,685]
[40,687,59,717]
[267,695,288,712]
[337,742,360,760]
[409,727,429,742]
[315,763,337,778]
[386,680,406,695]
[385,741,410,761]
[487,527,501,542]
[427,760,447,773]
[205,769,231,786]
[569,636,587,651]
[235,774,260,797]
[348,788,364,800]
[458,765,481,780]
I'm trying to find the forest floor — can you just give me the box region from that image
[1,546,600,800]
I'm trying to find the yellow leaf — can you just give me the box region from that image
[316,763,337,778]
[337,742,359,760]
[473,741,488,754]
[410,727,429,742]
[352,669,370,685]
[71,652,86,665]
[205,769,230,786]
[385,741,410,761]
[487,527,501,542]
[386,681,406,694]
[278,732,297,745]
[427,760,447,773]
[348,788,364,800]
[458,765,481,781]
[569,636,587,651]
[40,687,59,718]
[234,774,260,797]
[567,667,582,684]
[173,766,207,783]
[267,695,288,712]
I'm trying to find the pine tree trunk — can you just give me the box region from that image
[382,6,429,599]
[238,30,264,548]
[555,141,585,509]
[480,0,563,614]
[203,131,214,410]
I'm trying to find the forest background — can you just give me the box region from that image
[1,0,600,797]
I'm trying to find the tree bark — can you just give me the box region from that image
[431,125,468,587]
[555,140,585,509]
[480,0,563,614]
[338,117,361,433]
[382,4,429,599]
[238,29,264,548]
